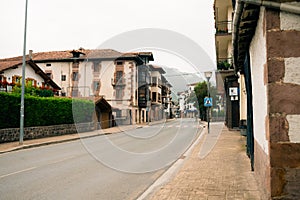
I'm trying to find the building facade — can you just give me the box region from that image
[177,83,198,118]
[214,0,241,129]
[232,0,300,198]
[0,59,61,92]
[41,49,155,126]
[149,65,166,121]
[0,49,172,127]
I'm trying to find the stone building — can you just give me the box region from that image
[232,0,300,199]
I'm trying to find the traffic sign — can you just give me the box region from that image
[204,97,213,107]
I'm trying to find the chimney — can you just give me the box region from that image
[29,50,33,60]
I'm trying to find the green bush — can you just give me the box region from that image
[12,84,54,97]
[0,92,94,129]
[217,61,232,70]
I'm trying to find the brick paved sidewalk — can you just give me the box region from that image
[148,123,265,200]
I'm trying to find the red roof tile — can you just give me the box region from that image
[0,49,153,71]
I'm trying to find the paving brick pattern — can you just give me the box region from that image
[149,125,265,200]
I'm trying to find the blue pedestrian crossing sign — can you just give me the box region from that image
[204,97,213,107]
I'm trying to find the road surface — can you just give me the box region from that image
[0,118,202,200]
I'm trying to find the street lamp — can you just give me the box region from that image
[20,0,29,145]
[204,71,212,134]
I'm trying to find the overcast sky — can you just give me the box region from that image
[0,0,216,74]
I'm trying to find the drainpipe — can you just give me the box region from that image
[232,0,245,70]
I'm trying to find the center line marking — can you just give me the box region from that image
[0,155,78,180]
[0,166,37,179]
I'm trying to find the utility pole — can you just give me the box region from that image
[20,0,28,145]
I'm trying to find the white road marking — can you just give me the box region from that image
[0,167,37,179]
[0,155,77,179]
[50,155,77,165]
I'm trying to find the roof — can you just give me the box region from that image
[149,64,166,74]
[0,60,61,90]
[161,75,172,87]
[187,82,199,86]
[95,96,111,112]
[0,49,154,67]
[233,3,260,72]
[0,60,21,72]
[27,60,61,90]
[0,49,122,62]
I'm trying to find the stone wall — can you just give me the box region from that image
[254,139,270,199]
[265,6,300,199]
[0,122,94,143]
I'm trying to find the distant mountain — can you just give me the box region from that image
[161,66,204,100]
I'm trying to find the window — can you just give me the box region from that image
[152,92,157,102]
[116,71,123,83]
[61,75,66,81]
[72,72,78,81]
[94,63,101,72]
[116,61,123,65]
[46,73,52,78]
[26,78,34,86]
[72,62,79,68]
[15,76,20,83]
[158,78,162,86]
[72,90,78,97]
[116,88,122,100]
[140,71,146,82]
[116,110,122,118]
[93,81,100,91]
[46,63,51,67]
[152,77,157,86]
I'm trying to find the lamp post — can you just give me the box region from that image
[204,71,212,134]
[20,0,29,145]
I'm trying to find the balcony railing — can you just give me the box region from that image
[151,83,162,88]
[111,77,126,87]
[216,21,232,34]
[217,58,234,70]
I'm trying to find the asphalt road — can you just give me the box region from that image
[0,118,202,200]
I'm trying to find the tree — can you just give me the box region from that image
[194,81,208,120]
[193,81,218,121]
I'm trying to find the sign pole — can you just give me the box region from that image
[204,71,212,134]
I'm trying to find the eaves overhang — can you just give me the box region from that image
[233,0,300,73]
[233,2,260,73]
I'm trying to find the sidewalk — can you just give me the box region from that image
[147,123,265,200]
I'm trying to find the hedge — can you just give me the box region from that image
[0,92,94,129]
